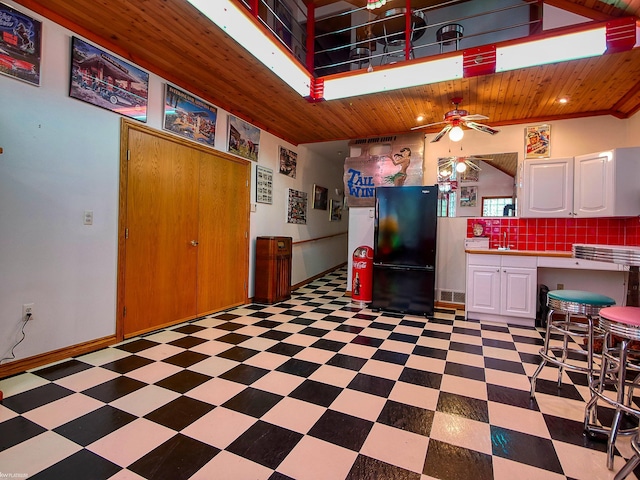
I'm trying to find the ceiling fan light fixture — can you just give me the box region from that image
[456,160,467,173]
[449,125,464,142]
[367,0,387,10]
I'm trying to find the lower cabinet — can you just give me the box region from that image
[466,254,537,324]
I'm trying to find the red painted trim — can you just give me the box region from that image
[405,0,411,60]
[306,3,315,74]
[249,0,259,16]
[463,45,496,78]
[606,17,637,54]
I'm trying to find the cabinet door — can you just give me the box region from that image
[574,151,612,217]
[466,265,500,315]
[501,267,536,318]
[521,158,573,217]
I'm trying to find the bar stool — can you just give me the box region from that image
[583,306,640,472]
[436,23,464,53]
[530,290,616,399]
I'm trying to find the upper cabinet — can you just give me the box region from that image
[520,147,640,218]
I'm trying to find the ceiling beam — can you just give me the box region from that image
[543,0,618,21]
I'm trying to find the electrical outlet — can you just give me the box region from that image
[557,283,564,290]
[22,303,34,320]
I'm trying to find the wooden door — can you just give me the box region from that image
[123,128,200,336]
[197,153,249,314]
[118,121,250,339]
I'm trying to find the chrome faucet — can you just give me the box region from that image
[498,231,510,251]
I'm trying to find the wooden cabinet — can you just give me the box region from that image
[466,254,537,324]
[521,147,640,218]
[254,237,292,304]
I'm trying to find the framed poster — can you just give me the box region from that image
[313,184,328,210]
[459,161,479,182]
[256,165,273,204]
[163,84,216,147]
[287,188,307,224]
[525,124,551,159]
[0,3,42,86]
[330,199,342,221]
[228,115,260,161]
[460,186,477,207]
[70,37,149,122]
[279,146,297,178]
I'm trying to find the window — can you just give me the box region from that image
[482,196,515,217]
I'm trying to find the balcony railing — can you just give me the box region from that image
[239,0,543,78]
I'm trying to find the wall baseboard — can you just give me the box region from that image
[291,262,347,291]
[0,335,117,379]
[435,301,465,311]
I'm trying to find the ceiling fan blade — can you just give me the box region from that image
[411,120,446,131]
[430,124,452,143]
[461,114,489,121]
[465,160,481,171]
[467,156,494,161]
[464,121,500,135]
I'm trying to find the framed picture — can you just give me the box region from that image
[313,184,328,210]
[228,115,260,161]
[279,146,297,178]
[256,165,273,204]
[525,124,551,159]
[287,189,307,224]
[69,37,149,122]
[460,186,477,207]
[163,84,217,147]
[330,199,342,221]
[0,3,42,86]
[459,160,479,182]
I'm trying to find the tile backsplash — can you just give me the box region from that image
[466,217,640,251]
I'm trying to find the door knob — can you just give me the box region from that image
[190,240,199,246]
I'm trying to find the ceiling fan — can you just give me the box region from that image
[438,155,494,177]
[412,97,500,143]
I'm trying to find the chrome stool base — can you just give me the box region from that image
[530,291,614,399]
[583,307,640,471]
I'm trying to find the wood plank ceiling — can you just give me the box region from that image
[13,0,640,146]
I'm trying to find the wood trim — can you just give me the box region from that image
[435,301,464,311]
[0,335,117,379]
[292,232,348,246]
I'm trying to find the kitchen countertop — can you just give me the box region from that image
[465,249,572,258]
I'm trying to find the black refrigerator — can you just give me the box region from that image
[371,185,438,316]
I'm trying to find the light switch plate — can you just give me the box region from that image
[83,210,93,225]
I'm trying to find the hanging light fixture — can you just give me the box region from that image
[449,125,464,142]
[456,159,467,173]
[367,0,387,10]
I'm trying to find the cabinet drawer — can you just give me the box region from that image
[467,254,500,267]
[501,255,537,268]
[537,256,622,271]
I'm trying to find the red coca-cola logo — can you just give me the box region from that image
[353,261,369,269]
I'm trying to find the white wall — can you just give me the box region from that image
[0,1,346,364]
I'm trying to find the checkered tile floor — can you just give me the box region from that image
[1,267,638,479]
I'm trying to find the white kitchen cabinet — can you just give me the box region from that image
[520,147,640,218]
[466,254,537,325]
[521,157,573,217]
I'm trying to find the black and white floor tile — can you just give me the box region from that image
[0,267,638,479]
